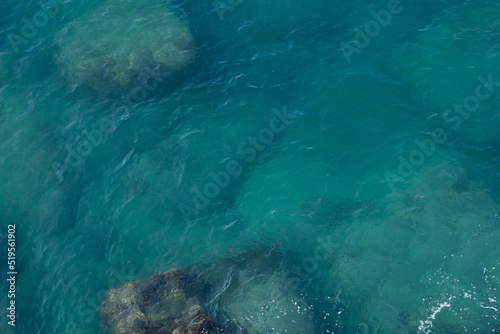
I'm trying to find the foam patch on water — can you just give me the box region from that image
[418,302,451,334]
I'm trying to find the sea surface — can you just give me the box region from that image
[1,0,499,333]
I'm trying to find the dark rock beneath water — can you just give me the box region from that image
[191,247,318,334]
[101,269,226,334]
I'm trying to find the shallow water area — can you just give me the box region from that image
[0,0,499,333]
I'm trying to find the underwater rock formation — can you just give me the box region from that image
[101,269,226,334]
[100,246,323,333]
[55,0,195,95]
[324,159,500,333]
[194,246,318,334]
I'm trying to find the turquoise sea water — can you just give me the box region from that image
[1,0,500,333]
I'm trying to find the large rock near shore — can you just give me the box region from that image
[101,269,225,334]
[55,0,195,95]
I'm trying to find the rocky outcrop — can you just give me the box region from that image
[55,0,195,96]
[101,269,225,334]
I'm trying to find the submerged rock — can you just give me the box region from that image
[101,269,225,334]
[55,0,195,95]
[324,159,500,333]
[195,247,318,334]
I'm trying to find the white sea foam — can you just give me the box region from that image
[418,302,451,334]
